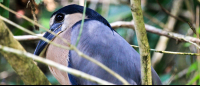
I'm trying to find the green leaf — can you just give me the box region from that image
[0,0,3,3]
[183,43,191,47]
[106,5,132,23]
[0,0,9,18]
[187,62,197,77]
[34,0,43,5]
[160,73,171,82]
[187,75,200,85]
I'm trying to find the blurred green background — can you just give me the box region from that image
[0,0,200,85]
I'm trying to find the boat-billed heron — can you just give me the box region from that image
[34,4,162,85]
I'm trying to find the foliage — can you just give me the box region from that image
[0,0,9,18]
[34,0,43,5]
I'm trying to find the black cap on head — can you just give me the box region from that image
[51,4,112,28]
[34,4,113,56]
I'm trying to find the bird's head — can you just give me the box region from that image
[34,4,111,56]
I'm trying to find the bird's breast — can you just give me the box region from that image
[46,29,71,85]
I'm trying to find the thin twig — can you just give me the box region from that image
[143,13,165,28]
[13,35,200,56]
[168,33,200,49]
[13,21,200,45]
[156,0,196,34]
[131,45,200,56]
[29,0,39,30]
[111,21,200,47]
[184,0,195,23]
[76,0,87,46]
[14,34,44,41]
[0,44,114,85]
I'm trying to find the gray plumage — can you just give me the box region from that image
[69,19,162,85]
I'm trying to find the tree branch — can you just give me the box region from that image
[13,34,200,56]
[14,21,200,45]
[29,0,39,30]
[131,45,200,56]
[112,21,200,50]
[156,0,196,34]
[0,44,115,85]
[14,34,44,41]
[131,0,152,85]
[0,19,51,85]
[111,21,200,43]
[111,21,200,44]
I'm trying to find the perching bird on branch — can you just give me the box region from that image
[34,4,162,85]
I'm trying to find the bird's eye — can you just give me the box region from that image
[55,14,64,22]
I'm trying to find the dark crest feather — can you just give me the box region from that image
[51,4,112,29]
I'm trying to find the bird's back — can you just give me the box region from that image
[68,19,161,85]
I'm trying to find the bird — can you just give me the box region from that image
[34,4,162,85]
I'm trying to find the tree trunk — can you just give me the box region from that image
[0,19,51,85]
[130,0,152,85]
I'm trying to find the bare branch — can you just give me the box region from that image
[14,34,44,41]
[29,0,39,30]
[130,0,152,85]
[14,21,200,45]
[131,45,200,56]
[0,19,51,85]
[156,0,196,34]
[111,21,200,44]
[0,44,115,85]
[13,34,200,56]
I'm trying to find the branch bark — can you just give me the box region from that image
[14,21,200,45]
[0,19,51,85]
[131,45,200,56]
[0,45,115,85]
[14,34,44,41]
[130,0,152,85]
[111,21,200,44]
